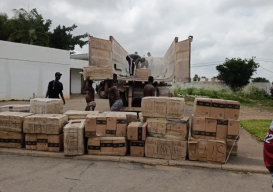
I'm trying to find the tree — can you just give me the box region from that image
[193,74,200,81]
[7,8,51,45]
[252,77,270,83]
[48,24,88,54]
[216,58,259,91]
[0,13,14,41]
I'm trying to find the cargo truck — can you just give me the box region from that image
[86,35,193,112]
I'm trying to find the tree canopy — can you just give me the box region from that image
[0,8,88,53]
[216,58,259,91]
[252,77,270,83]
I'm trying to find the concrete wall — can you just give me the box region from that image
[0,41,70,100]
[173,81,272,94]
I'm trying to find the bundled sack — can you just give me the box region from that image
[0,112,32,132]
[64,110,99,120]
[0,105,30,113]
[30,98,63,114]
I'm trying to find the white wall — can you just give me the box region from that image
[71,68,82,94]
[0,41,70,100]
[70,59,88,69]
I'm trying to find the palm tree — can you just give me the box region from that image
[8,8,49,45]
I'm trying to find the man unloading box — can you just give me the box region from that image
[104,79,123,111]
[143,76,156,97]
[82,77,96,111]
[45,72,65,105]
[126,54,145,76]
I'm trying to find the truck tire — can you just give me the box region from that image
[98,85,108,99]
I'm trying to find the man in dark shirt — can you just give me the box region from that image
[143,76,156,97]
[45,72,65,105]
[126,54,145,76]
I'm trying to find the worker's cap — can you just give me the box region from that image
[55,72,62,76]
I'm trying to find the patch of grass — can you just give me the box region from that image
[174,86,273,109]
[240,120,271,141]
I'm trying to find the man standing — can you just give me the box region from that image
[46,72,65,105]
[104,79,123,111]
[126,54,145,76]
[82,77,96,111]
[143,76,156,97]
[147,52,154,68]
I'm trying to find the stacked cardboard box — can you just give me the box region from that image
[23,114,68,152]
[64,119,85,155]
[30,98,63,114]
[0,112,32,148]
[141,97,188,160]
[0,105,30,112]
[189,98,240,163]
[86,113,128,156]
[64,110,99,120]
[135,68,151,78]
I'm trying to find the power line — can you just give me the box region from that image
[255,58,273,61]
[192,63,220,67]
[259,66,273,73]
[191,61,224,65]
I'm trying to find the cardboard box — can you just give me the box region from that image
[172,140,187,161]
[207,140,226,163]
[25,134,37,150]
[227,120,240,142]
[96,114,107,137]
[192,116,206,139]
[188,139,198,161]
[87,137,101,155]
[23,114,67,134]
[116,113,127,137]
[0,131,9,147]
[197,139,207,162]
[106,113,117,137]
[225,100,240,120]
[0,104,30,112]
[48,134,63,152]
[210,99,226,119]
[135,68,151,78]
[141,97,155,117]
[127,122,147,141]
[157,139,172,160]
[130,141,145,157]
[216,119,228,141]
[112,137,127,156]
[100,140,113,154]
[147,118,167,134]
[64,120,85,155]
[9,132,24,148]
[85,115,97,137]
[83,66,113,80]
[145,137,159,158]
[0,112,32,132]
[166,117,189,141]
[193,98,211,117]
[30,98,63,114]
[64,110,99,120]
[205,118,217,140]
[36,134,48,151]
[167,97,185,119]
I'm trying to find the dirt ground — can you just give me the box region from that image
[1,94,273,120]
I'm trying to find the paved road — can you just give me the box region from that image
[0,155,271,192]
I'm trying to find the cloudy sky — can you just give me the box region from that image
[1,0,273,80]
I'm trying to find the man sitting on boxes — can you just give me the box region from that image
[126,54,145,76]
[45,72,65,105]
[143,76,156,97]
[104,79,123,111]
[83,76,96,111]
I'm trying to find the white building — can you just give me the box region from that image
[0,40,88,100]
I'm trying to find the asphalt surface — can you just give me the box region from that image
[0,155,271,192]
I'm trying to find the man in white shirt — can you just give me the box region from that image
[147,52,154,68]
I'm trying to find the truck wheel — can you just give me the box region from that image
[98,86,108,99]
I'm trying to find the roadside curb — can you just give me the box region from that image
[0,148,268,174]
